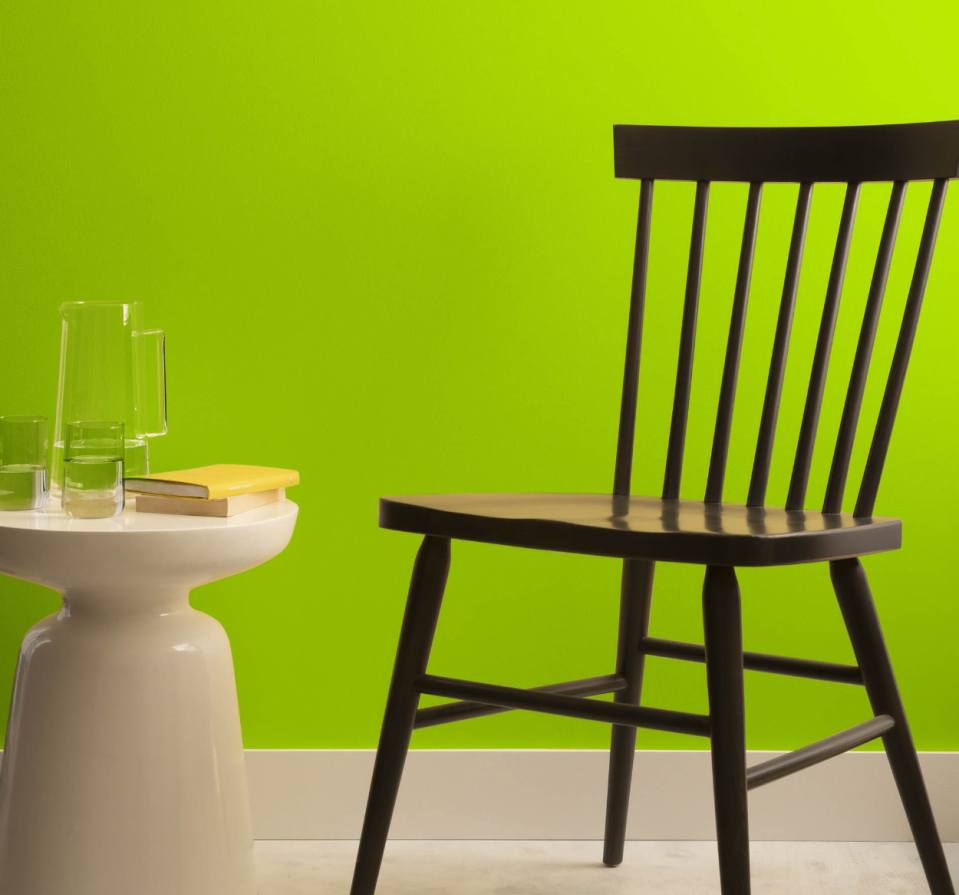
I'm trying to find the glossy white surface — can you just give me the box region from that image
[0,498,298,895]
[0,492,296,531]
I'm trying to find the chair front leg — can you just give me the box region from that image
[703,565,750,895]
[350,536,451,895]
[831,558,955,895]
[603,558,655,866]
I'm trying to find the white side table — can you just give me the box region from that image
[0,498,297,895]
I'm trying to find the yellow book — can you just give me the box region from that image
[125,464,299,499]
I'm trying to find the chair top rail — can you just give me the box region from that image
[613,121,959,183]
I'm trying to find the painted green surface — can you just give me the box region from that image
[1,1,958,751]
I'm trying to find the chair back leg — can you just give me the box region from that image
[703,565,751,895]
[350,536,451,895]
[831,558,956,895]
[603,559,655,866]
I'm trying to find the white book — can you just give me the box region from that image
[134,488,286,518]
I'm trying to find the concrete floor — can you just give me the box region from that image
[256,840,959,894]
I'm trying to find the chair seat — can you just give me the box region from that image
[379,493,901,567]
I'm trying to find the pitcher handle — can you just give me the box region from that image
[141,329,168,437]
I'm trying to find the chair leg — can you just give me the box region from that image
[831,558,955,895]
[703,565,750,895]
[350,536,451,895]
[603,558,655,867]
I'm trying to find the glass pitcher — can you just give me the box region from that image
[52,301,166,491]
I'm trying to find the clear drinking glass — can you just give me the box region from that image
[0,416,49,510]
[62,421,125,519]
[52,301,166,492]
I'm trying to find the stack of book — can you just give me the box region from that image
[125,464,299,517]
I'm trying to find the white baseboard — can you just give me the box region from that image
[245,749,959,842]
[3,747,950,841]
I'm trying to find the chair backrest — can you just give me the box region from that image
[611,121,959,517]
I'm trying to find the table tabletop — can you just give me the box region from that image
[0,495,298,534]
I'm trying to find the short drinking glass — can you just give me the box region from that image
[0,416,49,510]
[62,421,125,519]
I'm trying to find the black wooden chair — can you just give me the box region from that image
[351,122,959,895]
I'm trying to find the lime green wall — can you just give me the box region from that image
[1,1,958,751]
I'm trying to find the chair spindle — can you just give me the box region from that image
[705,182,763,504]
[747,182,814,508]
[822,182,907,514]
[663,180,710,500]
[786,182,861,511]
[855,178,949,518]
[614,179,654,497]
